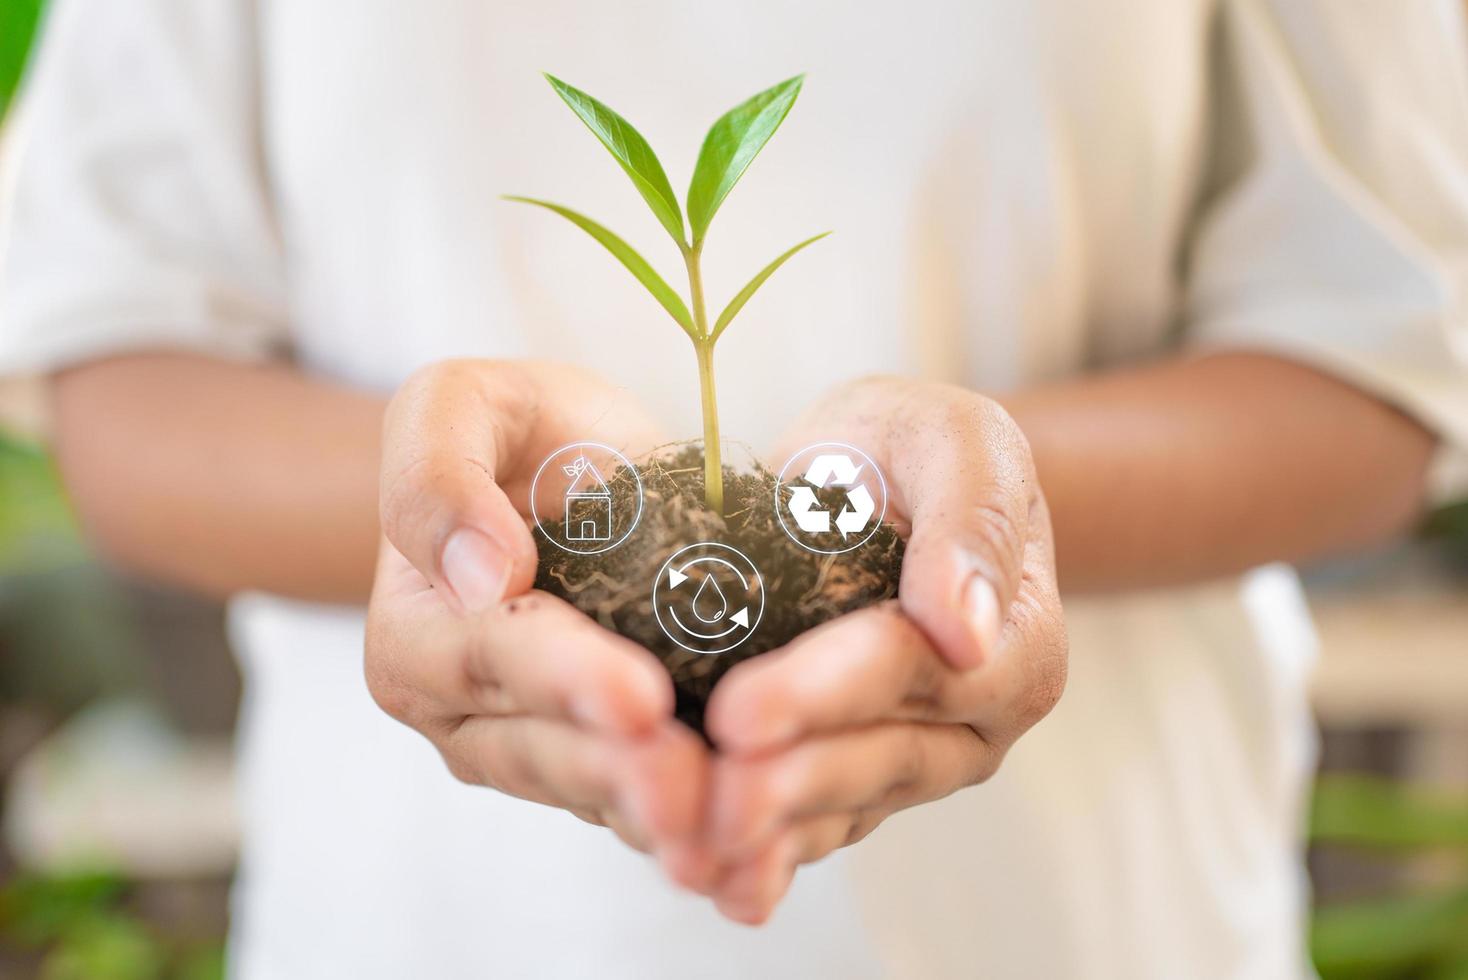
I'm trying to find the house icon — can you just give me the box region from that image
[562,456,612,541]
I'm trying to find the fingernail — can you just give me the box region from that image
[961,576,1001,669]
[441,528,510,612]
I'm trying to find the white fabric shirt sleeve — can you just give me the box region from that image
[0,0,287,375]
[1188,0,1468,504]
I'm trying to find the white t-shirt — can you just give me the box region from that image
[4,1,1468,977]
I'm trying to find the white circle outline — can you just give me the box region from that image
[652,542,765,656]
[529,441,644,555]
[773,441,889,555]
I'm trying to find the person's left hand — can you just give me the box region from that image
[663,377,1068,924]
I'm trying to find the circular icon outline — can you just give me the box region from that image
[773,441,889,555]
[529,441,644,556]
[653,541,765,656]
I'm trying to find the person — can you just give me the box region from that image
[2,0,1465,976]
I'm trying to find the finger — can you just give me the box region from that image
[656,840,723,895]
[785,809,884,865]
[366,545,671,735]
[442,715,616,810]
[380,361,541,612]
[709,808,881,920]
[709,723,993,862]
[623,722,710,844]
[889,394,1036,671]
[477,591,674,732]
[569,806,657,855]
[443,717,708,849]
[706,544,1065,757]
[586,723,710,851]
[705,603,948,753]
[777,378,1037,670]
[958,503,1068,744]
[711,833,797,927]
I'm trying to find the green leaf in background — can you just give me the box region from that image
[1311,773,1468,850]
[711,231,829,341]
[502,196,695,337]
[686,75,804,245]
[0,0,46,121]
[543,74,686,246]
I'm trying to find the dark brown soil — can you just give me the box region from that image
[534,444,904,735]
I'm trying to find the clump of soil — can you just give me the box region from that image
[534,444,904,735]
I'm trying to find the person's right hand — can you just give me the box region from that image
[365,360,708,857]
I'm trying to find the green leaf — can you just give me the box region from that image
[687,75,804,245]
[0,0,46,123]
[543,74,686,246]
[711,232,830,341]
[503,197,694,337]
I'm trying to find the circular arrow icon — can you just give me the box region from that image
[653,542,764,655]
[775,442,888,554]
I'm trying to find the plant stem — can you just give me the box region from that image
[684,242,723,514]
[695,341,723,513]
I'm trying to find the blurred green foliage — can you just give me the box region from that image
[0,870,224,980]
[0,0,46,120]
[0,434,149,710]
[1423,500,1468,560]
[0,437,214,980]
[1311,774,1468,979]
[0,434,84,573]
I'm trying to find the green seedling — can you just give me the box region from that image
[507,73,828,514]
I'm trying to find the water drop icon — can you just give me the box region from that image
[691,573,728,623]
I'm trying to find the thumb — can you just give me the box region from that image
[893,400,1035,672]
[379,361,539,613]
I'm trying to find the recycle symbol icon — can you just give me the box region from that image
[787,453,876,538]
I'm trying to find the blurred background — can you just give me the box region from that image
[0,3,1466,978]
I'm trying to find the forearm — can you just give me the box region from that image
[53,352,383,602]
[1002,352,1436,593]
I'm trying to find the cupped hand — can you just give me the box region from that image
[365,360,709,856]
[682,376,1068,923]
